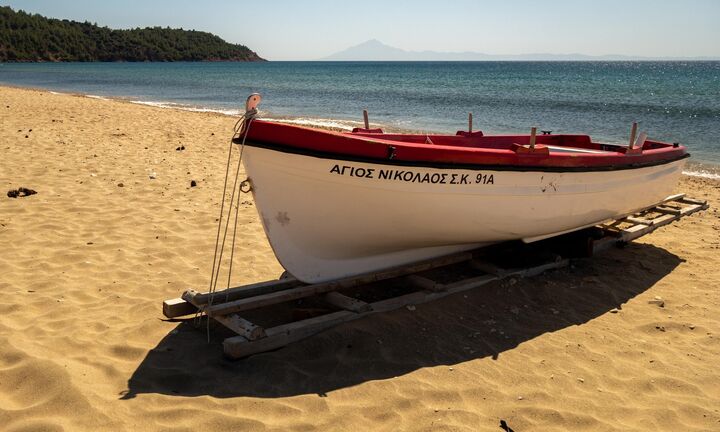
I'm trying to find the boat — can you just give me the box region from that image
[234,99,688,283]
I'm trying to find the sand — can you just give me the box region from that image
[1,85,719,431]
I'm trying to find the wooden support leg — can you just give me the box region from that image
[163,297,198,318]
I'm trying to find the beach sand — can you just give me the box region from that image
[1,85,719,431]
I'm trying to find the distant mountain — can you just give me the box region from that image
[0,6,265,62]
[322,39,719,61]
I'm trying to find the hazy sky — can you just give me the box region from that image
[3,0,720,60]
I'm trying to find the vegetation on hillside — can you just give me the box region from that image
[0,6,264,62]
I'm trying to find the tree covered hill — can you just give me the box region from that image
[0,6,265,62]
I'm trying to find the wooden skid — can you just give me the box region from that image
[163,194,708,358]
[592,195,708,254]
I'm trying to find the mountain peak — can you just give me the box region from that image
[321,40,718,61]
[324,39,406,61]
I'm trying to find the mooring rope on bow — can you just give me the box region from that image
[200,100,259,340]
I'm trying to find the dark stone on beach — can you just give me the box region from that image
[117,183,124,187]
[190,180,197,187]
[499,420,515,432]
[176,145,185,151]
[28,129,32,132]
[18,187,37,196]
[7,187,37,198]
[25,135,29,138]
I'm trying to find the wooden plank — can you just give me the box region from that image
[221,261,567,358]
[322,292,371,313]
[678,197,707,206]
[444,273,499,292]
[680,203,707,215]
[601,193,687,229]
[620,214,676,242]
[625,216,655,225]
[163,297,198,318]
[655,206,682,216]
[222,274,499,358]
[664,193,686,201]
[223,311,356,358]
[505,258,570,278]
[214,314,266,340]
[205,251,473,316]
[370,291,430,313]
[590,198,703,254]
[628,122,638,147]
[470,259,507,276]
[529,126,537,149]
[634,131,648,149]
[404,274,445,292]
[183,277,303,307]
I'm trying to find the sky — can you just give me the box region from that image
[3,0,720,60]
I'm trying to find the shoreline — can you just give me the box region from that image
[0,83,720,174]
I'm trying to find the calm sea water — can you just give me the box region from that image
[2,61,719,168]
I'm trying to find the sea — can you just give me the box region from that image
[1,61,719,177]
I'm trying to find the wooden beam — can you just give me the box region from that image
[183,277,303,307]
[443,273,498,292]
[620,214,675,242]
[505,258,570,278]
[470,259,506,276]
[214,314,266,340]
[163,297,198,318]
[404,274,445,292]
[634,132,648,150]
[662,193,686,203]
[529,127,537,149]
[655,206,682,216]
[468,113,473,133]
[629,122,638,147]
[223,311,355,358]
[222,274,499,359]
[322,292,371,313]
[206,251,473,316]
[625,216,655,225]
[678,197,706,206]
[363,109,369,129]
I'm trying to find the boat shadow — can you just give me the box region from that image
[122,242,682,399]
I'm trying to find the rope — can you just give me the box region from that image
[201,109,256,341]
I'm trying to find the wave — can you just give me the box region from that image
[127,100,242,116]
[683,169,720,180]
[264,117,363,131]
[682,161,720,180]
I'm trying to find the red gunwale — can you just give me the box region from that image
[243,120,688,169]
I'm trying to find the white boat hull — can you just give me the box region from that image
[243,146,686,283]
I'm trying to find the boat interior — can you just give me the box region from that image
[347,128,675,155]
